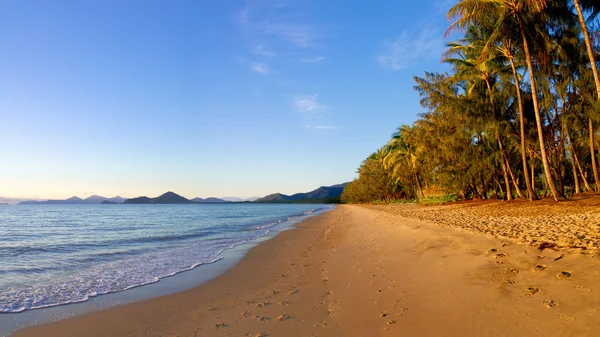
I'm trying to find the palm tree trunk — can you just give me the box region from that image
[485,78,512,201]
[589,117,600,192]
[574,0,600,99]
[496,136,512,200]
[565,122,582,194]
[509,56,535,200]
[575,148,593,191]
[574,0,600,192]
[506,157,525,198]
[414,171,425,200]
[530,153,536,192]
[517,16,563,201]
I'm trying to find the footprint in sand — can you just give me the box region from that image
[506,268,519,274]
[277,313,291,321]
[534,264,547,271]
[241,311,252,318]
[215,323,228,329]
[586,309,597,314]
[252,332,269,337]
[556,271,572,279]
[289,289,299,295]
[255,316,271,322]
[494,253,508,259]
[526,287,540,296]
[315,321,327,328]
[575,285,591,293]
[387,320,397,325]
[505,279,516,285]
[208,306,219,311]
[279,301,290,306]
[558,314,575,321]
[380,313,388,317]
[256,302,270,307]
[543,300,558,308]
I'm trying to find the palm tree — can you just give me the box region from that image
[496,30,537,200]
[447,0,564,201]
[573,0,600,191]
[443,27,515,199]
[384,125,425,200]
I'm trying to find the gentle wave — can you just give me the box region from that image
[0,205,329,313]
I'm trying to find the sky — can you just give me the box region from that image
[0,0,454,201]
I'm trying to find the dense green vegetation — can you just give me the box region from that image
[342,0,600,204]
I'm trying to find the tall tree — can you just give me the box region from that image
[573,0,600,191]
[447,0,564,200]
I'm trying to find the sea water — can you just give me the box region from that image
[0,204,330,314]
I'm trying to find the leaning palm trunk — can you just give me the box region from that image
[517,16,563,201]
[565,124,582,194]
[509,56,535,200]
[506,157,525,198]
[497,136,513,200]
[486,79,512,201]
[575,150,593,191]
[590,117,600,191]
[574,0,600,192]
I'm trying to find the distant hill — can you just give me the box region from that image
[19,195,126,205]
[124,192,195,204]
[106,196,126,203]
[101,200,118,204]
[221,196,260,202]
[191,197,228,203]
[255,183,348,204]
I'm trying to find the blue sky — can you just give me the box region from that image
[0,0,453,200]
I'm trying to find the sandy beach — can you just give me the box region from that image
[14,204,600,337]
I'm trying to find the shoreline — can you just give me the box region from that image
[13,204,600,336]
[1,206,332,336]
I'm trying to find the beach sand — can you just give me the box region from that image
[14,204,600,336]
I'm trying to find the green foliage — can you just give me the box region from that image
[345,1,600,203]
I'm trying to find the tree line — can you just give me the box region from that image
[342,0,600,204]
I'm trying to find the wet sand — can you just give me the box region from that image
[14,205,600,336]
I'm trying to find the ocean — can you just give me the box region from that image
[0,203,331,314]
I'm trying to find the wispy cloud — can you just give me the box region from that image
[238,58,273,74]
[259,23,314,48]
[251,62,271,74]
[237,1,319,48]
[377,26,445,71]
[254,44,278,57]
[300,56,325,63]
[293,95,339,131]
[236,0,329,67]
[306,124,338,130]
[293,94,326,113]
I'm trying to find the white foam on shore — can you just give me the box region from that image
[0,207,328,313]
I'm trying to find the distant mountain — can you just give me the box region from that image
[221,197,260,202]
[101,200,118,204]
[83,195,107,204]
[255,183,348,204]
[106,196,126,203]
[191,197,228,203]
[18,195,126,205]
[124,191,195,204]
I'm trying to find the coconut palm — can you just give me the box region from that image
[572,0,600,191]
[447,0,564,201]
